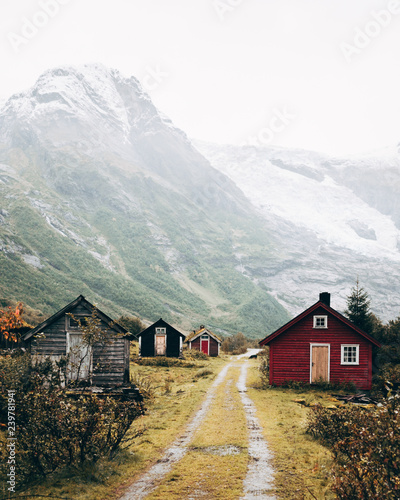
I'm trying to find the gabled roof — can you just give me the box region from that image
[185,326,222,344]
[259,300,381,347]
[137,318,186,339]
[24,295,128,341]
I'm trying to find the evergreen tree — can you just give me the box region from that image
[344,279,374,334]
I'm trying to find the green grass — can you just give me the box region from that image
[147,362,249,499]
[246,360,335,499]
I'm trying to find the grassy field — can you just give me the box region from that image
[13,355,336,500]
[246,360,335,499]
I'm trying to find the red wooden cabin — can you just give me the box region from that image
[185,325,221,357]
[259,293,380,390]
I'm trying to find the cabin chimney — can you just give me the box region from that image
[319,292,331,307]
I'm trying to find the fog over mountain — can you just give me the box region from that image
[0,63,399,336]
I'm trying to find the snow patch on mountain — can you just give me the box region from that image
[195,142,400,262]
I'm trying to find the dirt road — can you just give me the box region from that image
[119,353,276,499]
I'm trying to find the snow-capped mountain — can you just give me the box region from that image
[0,64,289,336]
[1,63,399,330]
[195,141,400,320]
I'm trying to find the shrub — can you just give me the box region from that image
[183,349,208,360]
[221,332,250,354]
[0,353,145,490]
[130,372,155,400]
[306,404,369,447]
[307,398,400,499]
[193,368,213,380]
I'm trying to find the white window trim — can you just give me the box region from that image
[341,344,359,365]
[309,343,330,383]
[155,327,166,334]
[313,315,328,329]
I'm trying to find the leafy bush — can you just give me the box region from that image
[306,404,369,447]
[0,353,145,490]
[130,372,155,400]
[183,349,208,360]
[307,398,400,499]
[221,332,250,354]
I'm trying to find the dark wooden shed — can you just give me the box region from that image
[185,326,221,357]
[23,295,130,387]
[137,318,185,358]
[259,293,380,390]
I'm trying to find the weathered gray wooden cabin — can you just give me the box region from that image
[137,318,186,357]
[23,295,130,387]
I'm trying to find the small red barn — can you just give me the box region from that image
[259,293,380,390]
[185,325,221,357]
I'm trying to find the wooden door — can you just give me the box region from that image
[156,335,166,355]
[311,345,329,382]
[68,333,91,381]
[200,336,209,355]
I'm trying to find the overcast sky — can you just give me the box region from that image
[1,0,399,156]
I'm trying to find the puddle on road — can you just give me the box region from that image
[190,444,244,456]
[237,361,277,500]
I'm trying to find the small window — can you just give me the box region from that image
[67,316,89,330]
[156,327,166,335]
[341,345,359,365]
[201,335,209,340]
[313,315,327,328]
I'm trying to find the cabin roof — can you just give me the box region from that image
[137,318,186,339]
[23,295,128,341]
[185,326,222,343]
[259,300,381,347]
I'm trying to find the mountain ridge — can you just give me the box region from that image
[0,64,290,337]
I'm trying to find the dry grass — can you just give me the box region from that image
[246,360,335,499]
[20,356,228,500]
[13,356,337,500]
[147,362,248,499]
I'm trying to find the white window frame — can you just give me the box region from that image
[341,344,359,365]
[155,327,166,335]
[313,315,328,329]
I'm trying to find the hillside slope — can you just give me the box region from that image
[0,64,289,337]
